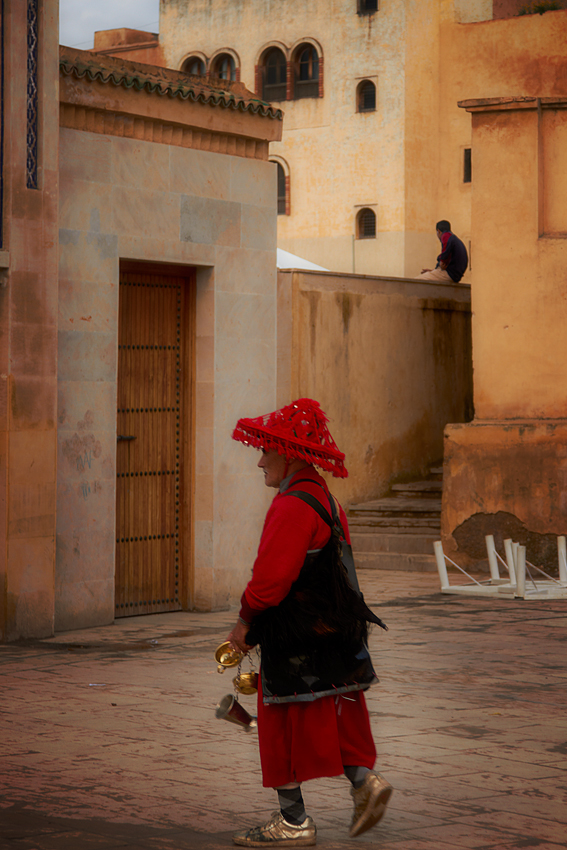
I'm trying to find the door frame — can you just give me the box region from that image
[118,260,196,612]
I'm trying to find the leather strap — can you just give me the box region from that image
[282,485,361,595]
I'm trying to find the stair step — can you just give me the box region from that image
[350,497,441,514]
[355,552,438,572]
[350,521,440,534]
[350,523,440,534]
[351,532,438,555]
[391,480,442,495]
[347,469,444,572]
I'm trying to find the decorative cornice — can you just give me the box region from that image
[459,96,567,113]
[59,102,269,160]
[59,47,283,120]
[59,47,282,160]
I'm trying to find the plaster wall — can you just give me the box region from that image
[441,98,567,569]
[469,105,567,420]
[57,129,278,630]
[0,0,60,641]
[437,9,567,267]
[277,270,472,507]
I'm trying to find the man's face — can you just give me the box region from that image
[258,449,287,488]
[436,228,443,241]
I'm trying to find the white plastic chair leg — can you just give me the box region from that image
[504,538,517,585]
[485,535,500,582]
[434,540,449,590]
[516,545,526,598]
[558,537,567,585]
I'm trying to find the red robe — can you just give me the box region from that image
[239,466,376,787]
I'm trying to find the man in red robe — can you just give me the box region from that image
[228,399,392,846]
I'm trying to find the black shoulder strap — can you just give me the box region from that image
[282,485,362,595]
[284,489,333,529]
[283,478,339,527]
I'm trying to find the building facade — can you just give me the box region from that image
[94,1,567,279]
[1,0,282,641]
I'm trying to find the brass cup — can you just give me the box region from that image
[214,640,244,673]
[233,671,259,695]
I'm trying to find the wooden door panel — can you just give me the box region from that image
[115,271,193,617]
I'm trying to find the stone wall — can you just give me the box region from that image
[277,270,472,507]
[57,128,279,630]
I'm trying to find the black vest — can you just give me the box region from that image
[246,484,387,704]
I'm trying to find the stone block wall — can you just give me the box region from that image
[56,128,277,629]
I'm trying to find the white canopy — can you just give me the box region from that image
[276,248,329,271]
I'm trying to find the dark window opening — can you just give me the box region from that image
[182,56,205,75]
[212,54,236,81]
[463,148,472,183]
[358,80,376,112]
[294,45,319,99]
[276,163,287,215]
[357,208,376,239]
[358,0,378,14]
[263,48,287,101]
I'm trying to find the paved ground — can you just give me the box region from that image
[1,571,567,850]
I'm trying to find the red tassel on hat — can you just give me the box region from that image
[232,398,348,479]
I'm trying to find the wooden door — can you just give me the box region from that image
[115,270,194,617]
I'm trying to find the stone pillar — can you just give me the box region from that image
[442,97,567,569]
[0,0,60,640]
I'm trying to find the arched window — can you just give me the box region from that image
[357,208,376,239]
[276,163,287,215]
[211,53,236,81]
[270,157,290,215]
[357,80,376,112]
[262,47,287,102]
[358,0,378,14]
[294,44,319,99]
[181,56,206,76]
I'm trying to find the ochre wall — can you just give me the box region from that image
[278,270,472,507]
[442,98,567,569]
[470,105,567,419]
[91,29,164,65]
[437,9,567,275]
[0,0,60,641]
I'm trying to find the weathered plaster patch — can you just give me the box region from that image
[453,510,565,571]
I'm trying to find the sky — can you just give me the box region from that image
[59,0,160,50]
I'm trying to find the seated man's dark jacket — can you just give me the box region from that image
[437,232,468,282]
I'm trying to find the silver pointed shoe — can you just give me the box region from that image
[233,811,317,847]
[349,772,393,838]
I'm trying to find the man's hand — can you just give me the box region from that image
[439,260,448,270]
[227,619,254,654]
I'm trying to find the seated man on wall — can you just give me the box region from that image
[420,220,468,283]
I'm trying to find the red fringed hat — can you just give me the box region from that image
[232,398,348,478]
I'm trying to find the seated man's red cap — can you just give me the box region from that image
[232,397,348,479]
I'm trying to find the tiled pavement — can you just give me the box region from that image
[1,571,567,849]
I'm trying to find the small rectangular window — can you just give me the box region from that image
[358,0,378,14]
[463,148,472,184]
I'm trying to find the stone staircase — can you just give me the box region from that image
[348,466,442,571]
